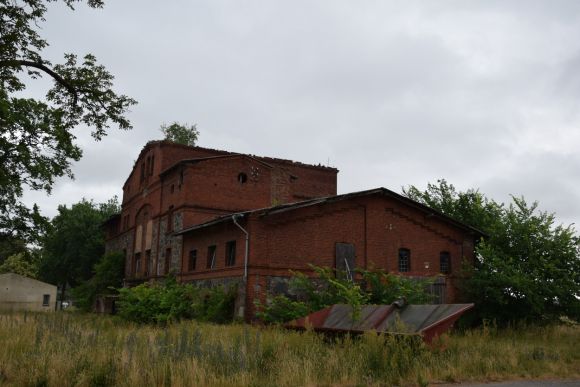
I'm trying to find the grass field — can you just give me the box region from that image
[0,312,578,386]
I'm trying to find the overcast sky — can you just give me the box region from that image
[21,0,580,228]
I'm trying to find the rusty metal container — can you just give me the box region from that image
[285,302,474,343]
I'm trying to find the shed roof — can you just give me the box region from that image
[175,187,486,237]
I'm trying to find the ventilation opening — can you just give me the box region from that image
[238,172,248,184]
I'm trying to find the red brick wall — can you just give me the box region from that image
[161,157,274,212]
[180,222,246,281]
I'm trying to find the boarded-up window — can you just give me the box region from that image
[134,225,143,253]
[225,241,236,267]
[398,248,410,272]
[335,243,355,281]
[188,250,197,271]
[145,220,153,250]
[207,245,216,269]
[135,252,141,274]
[42,294,50,306]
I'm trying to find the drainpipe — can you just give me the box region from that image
[232,214,249,282]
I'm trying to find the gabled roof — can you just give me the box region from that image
[125,140,337,187]
[175,187,486,237]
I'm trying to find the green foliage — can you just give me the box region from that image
[255,265,432,323]
[0,252,38,278]
[71,251,125,311]
[0,235,27,265]
[117,278,237,325]
[160,122,199,146]
[254,295,310,324]
[360,269,434,305]
[39,197,120,300]
[0,0,136,242]
[404,179,580,324]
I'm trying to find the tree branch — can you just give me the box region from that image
[0,59,78,105]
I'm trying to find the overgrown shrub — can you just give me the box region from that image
[117,277,237,324]
[255,265,433,323]
[360,268,434,304]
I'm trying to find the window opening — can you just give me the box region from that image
[238,172,247,184]
[440,251,451,274]
[42,294,50,306]
[135,252,141,274]
[225,241,236,266]
[398,248,410,272]
[188,249,197,271]
[207,245,217,269]
[335,243,356,281]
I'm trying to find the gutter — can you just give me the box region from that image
[232,214,249,282]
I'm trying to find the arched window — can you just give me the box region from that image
[398,248,411,272]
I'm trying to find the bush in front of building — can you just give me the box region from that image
[117,277,236,324]
[255,265,433,324]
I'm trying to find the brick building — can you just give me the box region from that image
[104,141,481,320]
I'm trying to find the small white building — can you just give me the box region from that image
[0,273,57,312]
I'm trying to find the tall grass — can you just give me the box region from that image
[0,312,578,386]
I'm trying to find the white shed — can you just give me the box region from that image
[0,273,57,312]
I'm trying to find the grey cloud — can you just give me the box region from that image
[16,1,580,229]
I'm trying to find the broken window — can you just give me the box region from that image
[42,294,50,306]
[188,249,197,272]
[335,243,355,281]
[207,245,216,269]
[398,248,411,272]
[225,241,236,266]
[440,251,451,274]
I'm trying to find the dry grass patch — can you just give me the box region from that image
[0,312,578,386]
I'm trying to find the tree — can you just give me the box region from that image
[0,0,136,243]
[160,122,199,146]
[71,250,124,310]
[39,197,120,303]
[0,252,38,278]
[403,179,580,324]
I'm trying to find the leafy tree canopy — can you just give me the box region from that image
[39,197,120,300]
[403,179,580,324]
[0,0,136,243]
[160,122,199,146]
[71,250,124,310]
[0,252,38,278]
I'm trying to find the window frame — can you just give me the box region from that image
[225,240,236,267]
[440,251,451,275]
[398,248,411,273]
[207,245,217,269]
[188,249,197,272]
